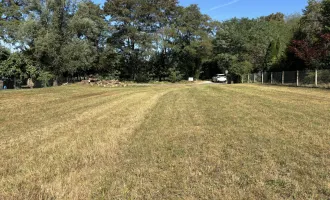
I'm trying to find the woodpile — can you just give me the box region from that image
[79,79,127,87]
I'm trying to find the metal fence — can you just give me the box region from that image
[244,69,330,88]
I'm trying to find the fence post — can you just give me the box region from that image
[282,71,285,85]
[297,70,299,87]
[315,69,318,87]
[248,74,250,83]
[271,72,273,84]
[262,71,264,84]
[254,73,256,83]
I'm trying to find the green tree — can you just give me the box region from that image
[173,5,213,79]
[0,47,10,62]
[0,52,30,87]
[18,0,76,80]
[261,12,285,22]
[104,0,147,80]
[300,0,323,42]
[229,60,253,83]
[213,14,298,76]
[264,39,280,70]
[0,0,23,42]
[104,0,180,80]
[322,0,330,32]
[151,0,179,81]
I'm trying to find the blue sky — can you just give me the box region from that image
[93,0,308,21]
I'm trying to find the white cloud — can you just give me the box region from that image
[209,0,241,11]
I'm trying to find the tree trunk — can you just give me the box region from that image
[53,78,58,87]
[14,77,16,89]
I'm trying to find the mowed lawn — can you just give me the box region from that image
[0,84,329,199]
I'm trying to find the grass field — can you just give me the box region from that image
[0,84,329,199]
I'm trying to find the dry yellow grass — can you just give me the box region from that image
[0,84,329,199]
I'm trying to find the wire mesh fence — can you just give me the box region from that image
[263,72,270,83]
[246,69,330,88]
[299,70,315,86]
[272,72,282,84]
[318,70,330,87]
[283,71,296,86]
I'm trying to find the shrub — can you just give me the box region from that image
[37,71,54,87]
[135,72,152,83]
[168,68,183,83]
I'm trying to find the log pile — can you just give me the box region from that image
[79,79,127,87]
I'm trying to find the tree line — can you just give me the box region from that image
[0,0,329,86]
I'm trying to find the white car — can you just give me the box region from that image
[212,74,227,83]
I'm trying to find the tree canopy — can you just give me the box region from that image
[0,0,329,86]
